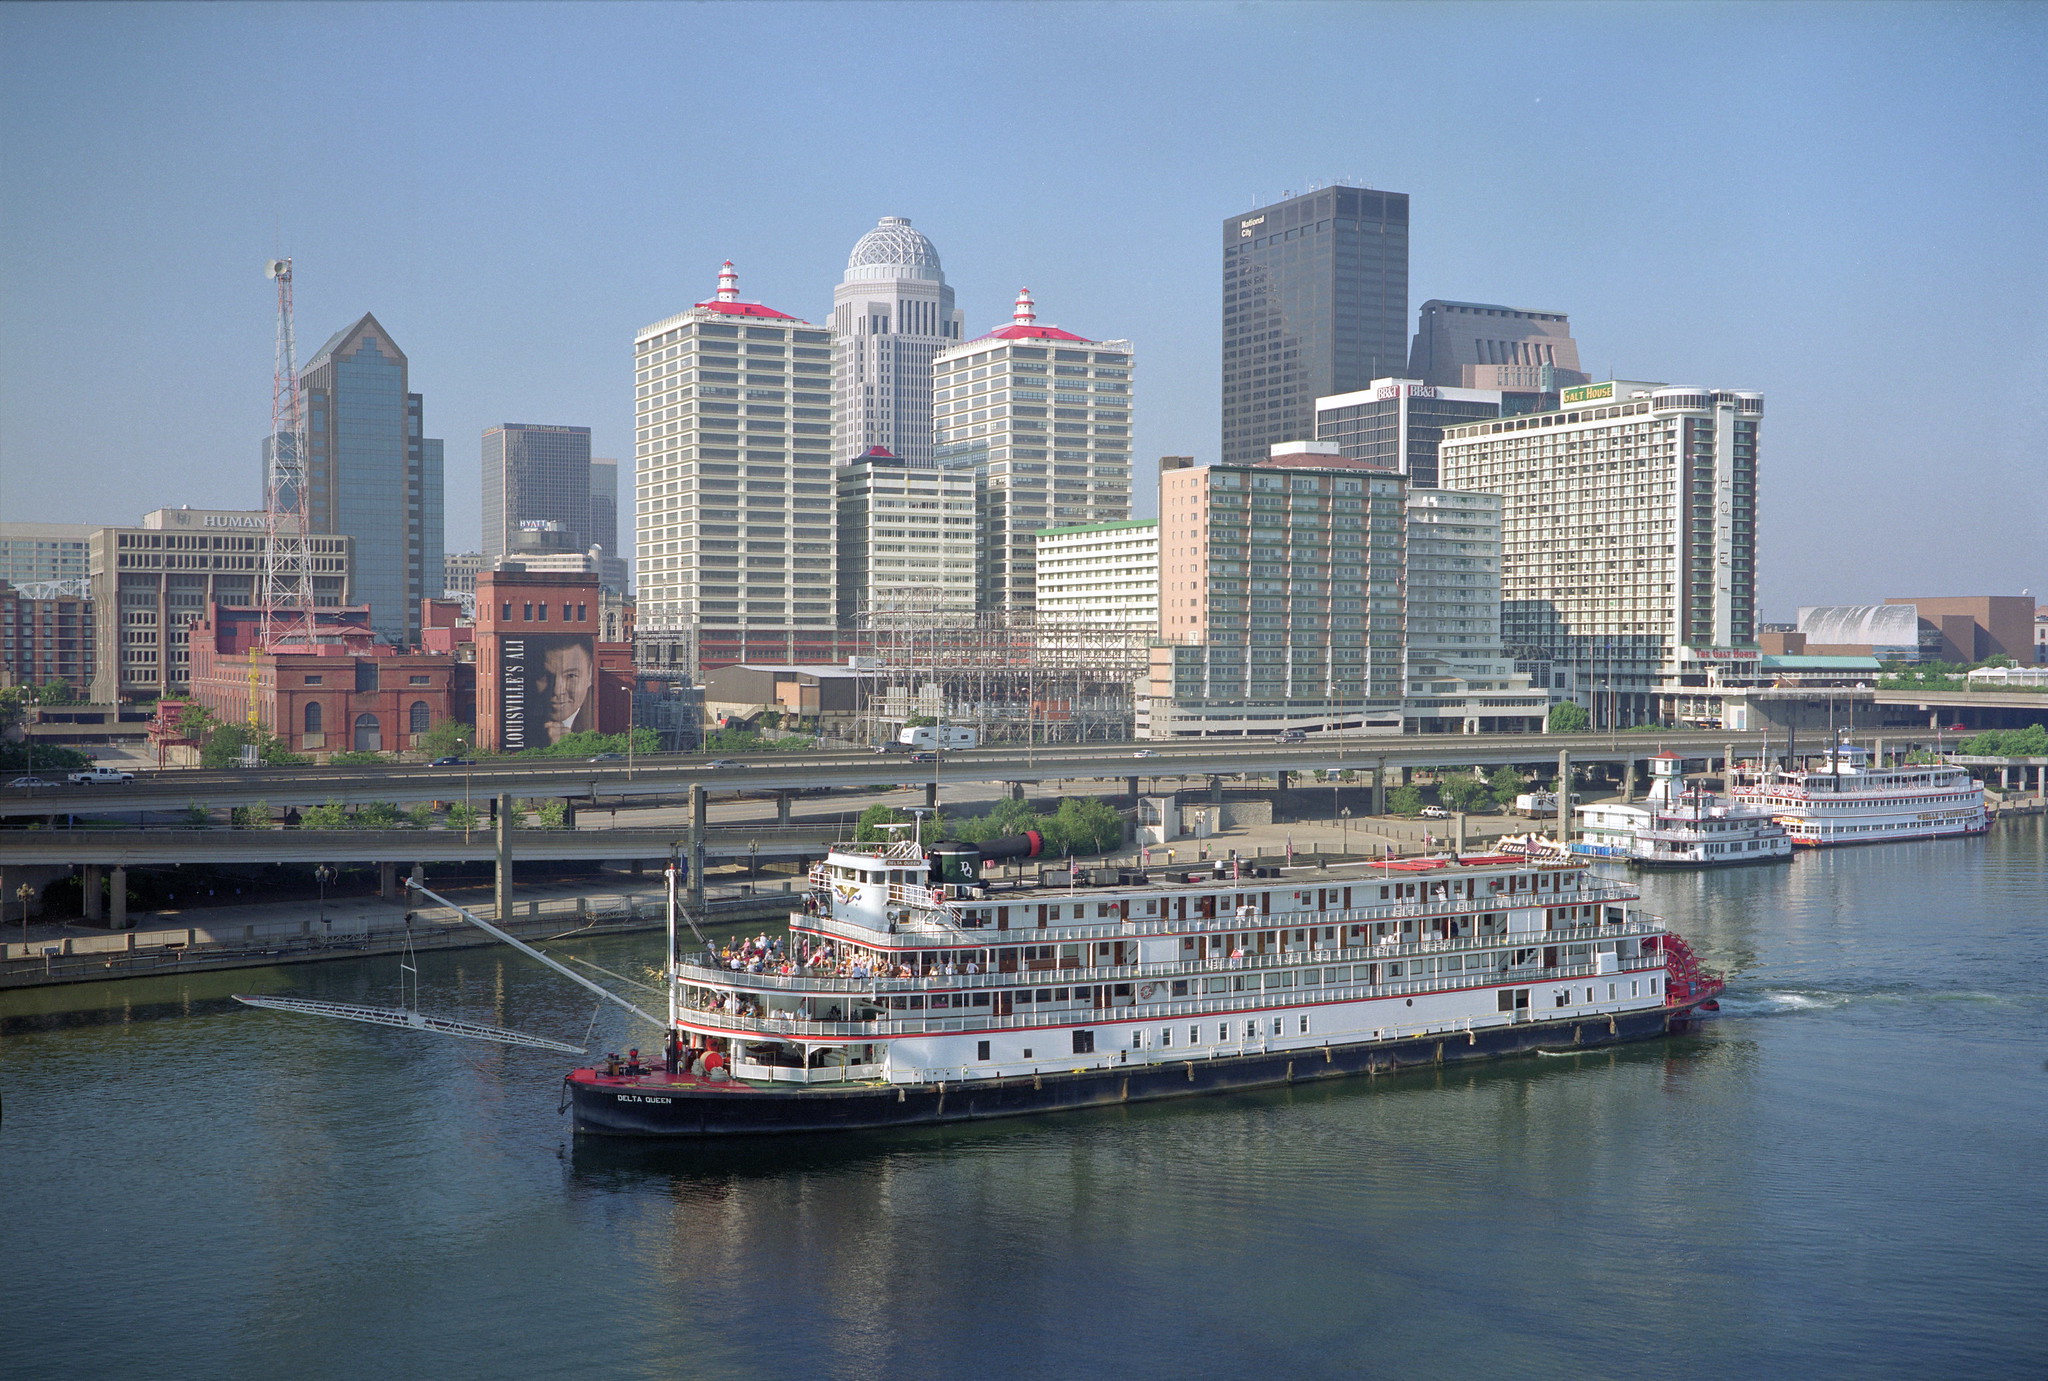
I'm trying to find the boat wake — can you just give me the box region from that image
[1713,988,1854,1018]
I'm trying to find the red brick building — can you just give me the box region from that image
[475,570,632,752]
[0,579,94,691]
[186,604,471,755]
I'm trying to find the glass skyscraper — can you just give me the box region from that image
[482,423,593,561]
[291,313,444,647]
[1221,186,1410,465]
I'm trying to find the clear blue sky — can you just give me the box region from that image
[3,1,2044,618]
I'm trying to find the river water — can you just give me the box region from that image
[4,818,2044,1380]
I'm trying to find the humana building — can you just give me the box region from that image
[1438,382,1762,726]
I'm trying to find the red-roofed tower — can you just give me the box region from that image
[931,291,1133,614]
[633,263,836,674]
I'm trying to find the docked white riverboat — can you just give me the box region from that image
[566,832,1725,1137]
[1573,753,1793,868]
[1728,744,1986,847]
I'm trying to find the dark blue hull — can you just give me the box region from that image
[569,1004,1696,1138]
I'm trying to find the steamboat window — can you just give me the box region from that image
[973,994,990,1006]
[1272,1018,1284,1036]
[977,1040,991,1060]
[1189,1026,1201,1044]
[1298,1015,1310,1034]
[1218,1024,1230,1041]
[1160,1027,1172,1046]
[1072,1030,1095,1055]
[1608,984,1617,1000]
[1036,989,1052,1003]
[1132,1031,1144,1049]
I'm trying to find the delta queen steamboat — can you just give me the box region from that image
[565,833,1724,1137]
[1728,744,1986,847]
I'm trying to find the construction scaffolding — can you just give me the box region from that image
[851,611,1151,748]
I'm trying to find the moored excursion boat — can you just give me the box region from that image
[1571,753,1792,868]
[1727,744,1986,847]
[566,831,1725,1137]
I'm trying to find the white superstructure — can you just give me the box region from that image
[1729,744,1987,846]
[669,840,1705,1087]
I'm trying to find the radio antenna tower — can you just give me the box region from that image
[262,258,318,648]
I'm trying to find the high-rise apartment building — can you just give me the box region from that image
[1439,382,1763,724]
[634,264,836,672]
[1221,186,1410,465]
[87,508,351,703]
[0,522,95,589]
[289,314,444,647]
[588,456,628,591]
[1035,519,1159,633]
[1408,300,1591,393]
[1151,450,1407,738]
[934,291,1133,614]
[833,217,964,467]
[1315,379,1540,490]
[835,447,977,622]
[1,580,94,691]
[482,424,592,562]
[1402,489,1546,732]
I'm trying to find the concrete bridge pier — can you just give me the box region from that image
[1276,770,1291,792]
[495,793,512,923]
[1008,782,1026,803]
[776,792,793,826]
[689,784,706,913]
[82,864,103,922]
[110,866,128,930]
[408,863,424,894]
[378,862,398,899]
[1126,776,1141,803]
[1621,756,1637,803]
[925,782,939,810]
[1209,776,1224,805]
[1556,751,1571,844]
[1370,758,1385,816]
[561,800,578,828]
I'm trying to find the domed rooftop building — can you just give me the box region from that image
[832,216,964,467]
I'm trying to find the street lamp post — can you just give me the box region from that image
[18,881,37,948]
[315,864,335,937]
[1341,806,1353,855]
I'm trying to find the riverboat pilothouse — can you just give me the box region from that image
[566,832,1725,1137]
[1727,744,1986,847]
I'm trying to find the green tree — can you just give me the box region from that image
[176,701,220,738]
[1388,785,1424,817]
[1960,724,2048,757]
[328,749,393,767]
[1438,772,1492,813]
[1547,701,1591,733]
[444,801,482,831]
[181,803,212,829]
[1487,764,1524,807]
[229,801,271,829]
[416,719,475,759]
[903,713,938,728]
[854,803,911,842]
[300,798,352,830]
[531,799,568,829]
[404,802,438,830]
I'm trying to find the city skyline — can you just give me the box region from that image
[3,3,2045,617]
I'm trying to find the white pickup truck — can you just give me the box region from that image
[67,766,136,785]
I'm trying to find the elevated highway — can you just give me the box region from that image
[0,825,836,869]
[0,728,1922,819]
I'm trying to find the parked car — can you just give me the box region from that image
[1419,805,1450,819]
[67,766,135,785]
[705,758,748,769]
[429,756,473,767]
[1132,749,1157,758]
[6,775,58,789]
[587,752,626,762]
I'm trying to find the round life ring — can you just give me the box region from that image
[1138,982,1157,1000]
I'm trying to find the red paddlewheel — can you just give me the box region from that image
[1657,932,1726,1008]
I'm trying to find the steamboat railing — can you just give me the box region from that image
[677,951,1671,1042]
